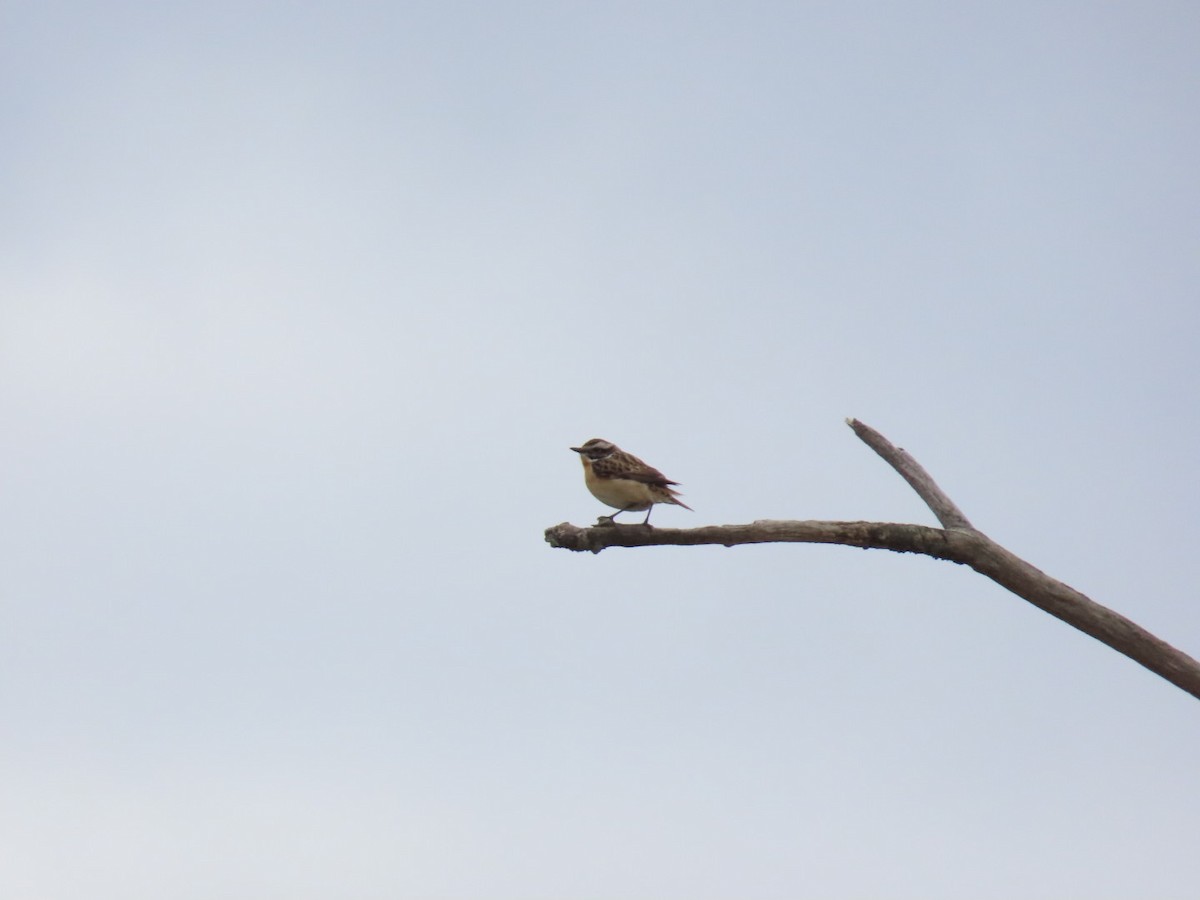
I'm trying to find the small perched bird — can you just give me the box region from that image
[570,438,692,525]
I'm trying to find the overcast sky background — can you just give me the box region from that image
[3,2,1199,898]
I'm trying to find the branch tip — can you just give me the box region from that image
[848,420,974,530]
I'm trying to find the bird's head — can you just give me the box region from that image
[570,438,617,461]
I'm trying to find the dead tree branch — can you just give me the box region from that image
[545,419,1200,701]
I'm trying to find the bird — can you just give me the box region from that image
[570,438,692,525]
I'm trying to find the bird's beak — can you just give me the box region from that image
[570,446,584,453]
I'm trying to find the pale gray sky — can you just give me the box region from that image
[3,2,1199,898]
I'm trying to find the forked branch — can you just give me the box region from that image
[544,419,1200,701]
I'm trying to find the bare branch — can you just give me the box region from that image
[545,519,957,557]
[955,533,1200,698]
[846,418,974,529]
[547,420,1200,702]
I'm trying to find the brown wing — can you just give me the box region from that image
[594,451,680,487]
[617,469,680,487]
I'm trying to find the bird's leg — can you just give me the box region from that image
[641,505,655,526]
[598,506,631,526]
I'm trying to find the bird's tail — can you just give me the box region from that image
[666,488,693,511]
